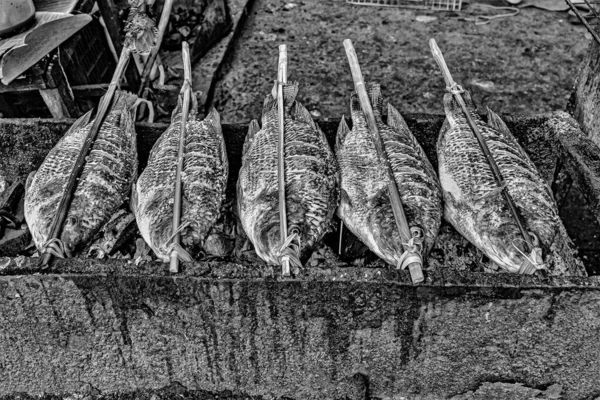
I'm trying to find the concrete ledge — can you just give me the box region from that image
[1,266,600,399]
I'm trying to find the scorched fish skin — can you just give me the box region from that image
[437,91,585,276]
[237,82,339,269]
[336,83,443,269]
[132,94,228,262]
[25,90,139,257]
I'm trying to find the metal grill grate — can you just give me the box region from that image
[346,0,462,11]
[566,0,600,45]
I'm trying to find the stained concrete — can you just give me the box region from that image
[1,112,600,399]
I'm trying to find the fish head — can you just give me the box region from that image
[482,221,532,273]
[60,215,84,256]
[250,202,303,268]
[254,213,283,265]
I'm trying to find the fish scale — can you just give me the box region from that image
[132,94,228,262]
[336,83,443,268]
[237,82,339,267]
[438,91,585,275]
[25,91,139,256]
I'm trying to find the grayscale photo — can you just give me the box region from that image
[0,0,598,398]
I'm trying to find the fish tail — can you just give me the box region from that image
[267,81,300,113]
[279,230,302,270]
[350,83,384,122]
[112,90,139,110]
[336,115,350,151]
[290,100,318,130]
[204,107,222,134]
[485,106,512,137]
[368,83,384,118]
[171,89,199,120]
[443,89,478,123]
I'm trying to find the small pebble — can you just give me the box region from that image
[284,3,297,10]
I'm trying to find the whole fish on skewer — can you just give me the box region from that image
[132,94,228,262]
[437,91,585,276]
[237,82,339,269]
[336,83,443,270]
[24,91,139,257]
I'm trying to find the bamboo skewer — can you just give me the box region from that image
[277,44,291,277]
[429,39,540,274]
[343,39,424,284]
[40,47,133,267]
[138,0,174,97]
[169,41,193,274]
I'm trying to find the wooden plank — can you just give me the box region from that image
[42,51,78,117]
[39,88,71,118]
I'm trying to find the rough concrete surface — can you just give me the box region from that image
[1,273,600,399]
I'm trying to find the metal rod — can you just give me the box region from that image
[343,39,424,283]
[137,0,174,97]
[429,39,533,252]
[40,47,132,267]
[565,0,600,46]
[169,41,193,274]
[277,44,290,276]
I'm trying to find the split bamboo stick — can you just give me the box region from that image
[40,47,133,267]
[169,41,193,274]
[343,39,424,283]
[429,38,539,274]
[277,44,291,277]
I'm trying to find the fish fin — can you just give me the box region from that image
[25,170,36,196]
[336,116,351,152]
[189,90,199,115]
[485,107,512,138]
[243,120,261,156]
[66,108,94,135]
[368,83,384,118]
[387,103,410,133]
[130,182,138,216]
[461,90,478,110]
[204,107,222,135]
[340,188,353,209]
[205,107,228,171]
[290,100,318,130]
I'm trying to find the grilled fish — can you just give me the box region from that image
[437,91,584,276]
[132,94,228,262]
[25,91,139,257]
[237,82,339,269]
[336,84,443,270]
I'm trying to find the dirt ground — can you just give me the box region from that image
[212,0,591,123]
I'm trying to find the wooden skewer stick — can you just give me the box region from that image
[169,41,193,274]
[277,44,291,277]
[343,39,424,284]
[137,0,174,97]
[429,39,537,268]
[40,47,133,267]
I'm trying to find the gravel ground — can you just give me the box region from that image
[212,0,590,123]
